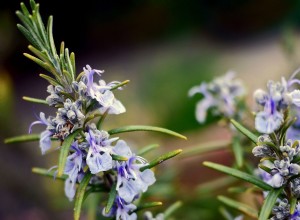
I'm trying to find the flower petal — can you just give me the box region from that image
[139,169,156,192]
[117,178,138,203]
[40,130,52,154]
[255,110,283,134]
[290,90,300,107]
[195,98,214,123]
[64,177,76,201]
[113,140,132,158]
[86,148,112,174]
[271,173,284,188]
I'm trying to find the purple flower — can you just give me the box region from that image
[55,99,85,134]
[29,112,55,154]
[64,141,84,201]
[83,65,104,91]
[271,199,290,220]
[103,196,137,220]
[46,84,64,106]
[85,126,118,174]
[114,140,156,203]
[252,135,276,158]
[253,78,290,134]
[82,65,126,115]
[290,178,300,198]
[143,211,164,220]
[253,75,300,134]
[189,71,245,123]
[270,158,300,188]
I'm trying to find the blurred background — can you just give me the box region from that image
[2,0,300,219]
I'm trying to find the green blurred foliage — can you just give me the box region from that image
[138,53,219,132]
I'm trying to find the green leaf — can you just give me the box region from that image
[218,196,258,218]
[23,96,47,104]
[140,149,182,172]
[28,45,49,62]
[105,183,117,214]
[59,41,65,56]
[232,136,243,168]
[4,134,40,144]
[30,0,36,11]
[39,74,62,86]
[203,161,273,191]
[110,80,130,91]
[134,202,163,213]
[47,16,58,58]
[32,167,68,181]
[230,119,258,144]
[108,125,187,140]
[34,4,48,47]
[83,114,101,127]
[23,53,56,75]
[16,10,33,30]
[74,172,92,220]
[180,139,231,158]
[64,48,74,79]
[259,188,283,220]
[20,2,30,17]
[164,201,182,219]
[290,197,297,214]
[97,110,109,130]
[138,144,160,156]
[111,154,128,161]
[70,52,76,76]
[258,164,272,173]
[57,130,80,177]
[63,69,73,84]
[17,24,42,49]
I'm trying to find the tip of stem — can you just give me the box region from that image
[202,161,210,166]
[31,167,38,173]
[175,149,183,154]
[57,170,63,177]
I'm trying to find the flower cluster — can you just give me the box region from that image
[269,198,300,220]
[252,74,300,219]
[189,70,246,123]
[253,76,300,134]
[254,136,300,219]
[30,65,155,219]
[253,137,300,188]
[30,65,125,155]
[189,69,300,219]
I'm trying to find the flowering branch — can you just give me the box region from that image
[5,1,186,219]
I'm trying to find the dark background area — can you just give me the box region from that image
[2,0,300,78]
[1,0,300,219]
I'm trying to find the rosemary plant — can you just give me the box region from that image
[189,69,300,219]
[5,1,186,219]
